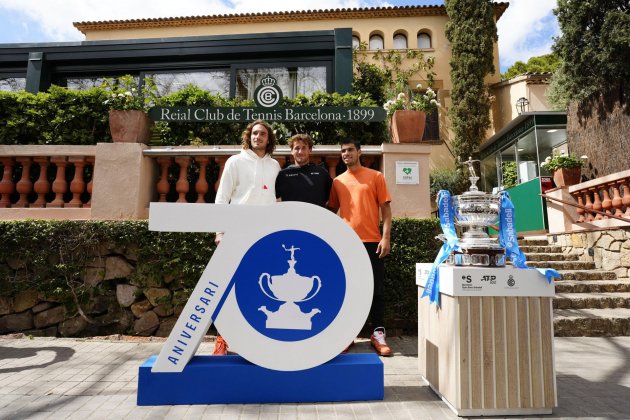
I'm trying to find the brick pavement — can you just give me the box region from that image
[1,335,629,419]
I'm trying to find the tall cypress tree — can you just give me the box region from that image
[445,0,498,162]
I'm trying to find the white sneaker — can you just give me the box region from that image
[370,327,392,357]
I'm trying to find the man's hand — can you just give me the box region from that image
[214,232,224,246]
[376,237,390,258]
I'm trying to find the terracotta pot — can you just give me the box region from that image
[553,167,581,187]
[109,110,151,143]
[390,110,426,143]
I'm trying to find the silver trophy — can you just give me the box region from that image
[446,158,505,267]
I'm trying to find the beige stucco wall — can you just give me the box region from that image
[79,12,503,173]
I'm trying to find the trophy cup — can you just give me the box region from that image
[258,245,322,330]
[446,158,505,267]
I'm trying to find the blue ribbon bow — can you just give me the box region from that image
[422,190,460,305]
[499,192,561,283]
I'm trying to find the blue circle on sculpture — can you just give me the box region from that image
[234,230,345,342]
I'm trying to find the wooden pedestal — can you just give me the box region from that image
[416,265,556,416]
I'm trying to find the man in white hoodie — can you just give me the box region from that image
[212,119,281,355]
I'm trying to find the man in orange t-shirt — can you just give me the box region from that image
[328,140,393,357]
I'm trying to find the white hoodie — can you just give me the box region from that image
[215,149,280,205]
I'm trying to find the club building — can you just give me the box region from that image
[0,3,570,230]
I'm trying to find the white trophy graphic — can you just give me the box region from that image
[258,245,322,330]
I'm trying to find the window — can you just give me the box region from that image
[235,66,326,100]
[417,32,432,49]
[393,34,407,49]
[0,77,26,92]
[145,71,230,97]
[352,36,360,49]
[369,35,384,50]
[65,77,110,90]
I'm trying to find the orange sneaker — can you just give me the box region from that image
[370,327,392,357]
[212,335,228,356]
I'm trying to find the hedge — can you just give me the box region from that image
[0,85,387,146]
[0,218,440,336]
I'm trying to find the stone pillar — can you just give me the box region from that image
[381,143,432,218]
[91,143,155,220]
[545,187,580,234]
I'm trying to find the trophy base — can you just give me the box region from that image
[447,247,505,267]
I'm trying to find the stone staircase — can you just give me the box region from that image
[520,239,630,337]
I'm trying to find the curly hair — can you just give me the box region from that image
[241,119,276,155]
[288,133,314,150]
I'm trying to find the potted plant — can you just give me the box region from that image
[103,75,157,143]
[384,84,438,143]
[540,153,587,187]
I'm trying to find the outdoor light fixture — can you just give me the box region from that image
[516,97,529,115]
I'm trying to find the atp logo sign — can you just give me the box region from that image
[149,202,372,372]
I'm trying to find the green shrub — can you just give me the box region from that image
[0,218,440,333]
[0,84,387,146]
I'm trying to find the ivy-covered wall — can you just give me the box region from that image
[0,218,441,337]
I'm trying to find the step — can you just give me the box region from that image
[525,253,579,262]
[555,279,630,293]
[554,308,630,336]
[553,292,630,309]
[556,270,618,281]
[520,245,563,253]
[527,260,596,270]
[519,239,549,246]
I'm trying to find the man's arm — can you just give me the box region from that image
[214,158,235,245]
[376,202,392,258]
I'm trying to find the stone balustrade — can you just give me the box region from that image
[0,146,95,219]
[0,143,433,220]
[546,169,630,234]
[143,145,383,204]
[569,170,630,223]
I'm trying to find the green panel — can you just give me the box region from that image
[505,178,545,233]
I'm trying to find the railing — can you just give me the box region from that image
[142,145,383,203]
[0,146,95,209]
[568,170,630,223]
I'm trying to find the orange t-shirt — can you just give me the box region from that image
[328,166,392,242]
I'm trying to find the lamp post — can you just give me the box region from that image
[516,97,529,115]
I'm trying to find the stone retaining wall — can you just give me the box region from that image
[550,228,630,280]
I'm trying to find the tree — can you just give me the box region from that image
[550,0,630,109]
[501,53,561,80]
[445,0,498,162]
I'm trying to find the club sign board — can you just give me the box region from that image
[148,74,386,123]
[149,202,373,372]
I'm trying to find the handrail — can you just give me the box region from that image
[540,193,630,224]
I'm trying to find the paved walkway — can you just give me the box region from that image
[0,335,629,419]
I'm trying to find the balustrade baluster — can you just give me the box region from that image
[276,156,287,169]
[583,191,594,222]
[600,185,613,218]
[156,157,172,202]
[363,156,375,169]
[591,187,603,220]
[85,157,95,208]
[610,182,623,217]
[67,156,86,208]
[48,156,68,208]
[195,157,210,203]
[574,193,585,223]
[32,156,50,208]
[175,157,191,203]
[325,157,338,178]
[214,157,228,192]
[0,157,16,208]
[621,181,630,217]
[15,157,33,208]
[311,156,322,165]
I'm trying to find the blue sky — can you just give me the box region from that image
[0,0,560,73]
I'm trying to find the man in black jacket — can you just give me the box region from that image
[275,134,332,207]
